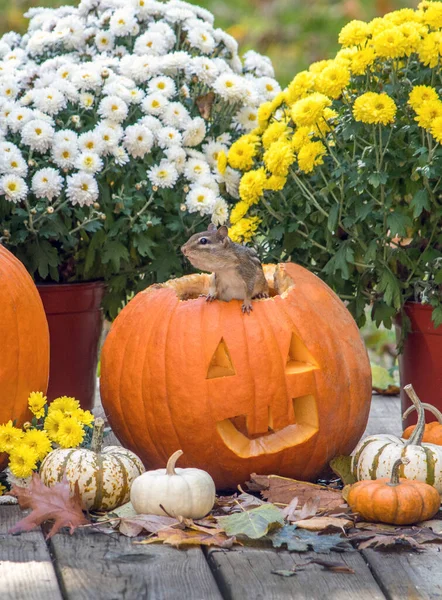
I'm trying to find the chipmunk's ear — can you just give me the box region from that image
[207,223,217,232]
[216,225,229,240]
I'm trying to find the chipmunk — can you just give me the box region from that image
[181,223,269,313]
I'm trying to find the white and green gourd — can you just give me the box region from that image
[351,384,442,493]
[39,418,145,510]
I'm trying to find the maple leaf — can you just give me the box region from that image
[216,504,284,539]
[269,525,354,553]
[9,473,89,539]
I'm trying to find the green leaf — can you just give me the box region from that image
[323,243,354,280]
[435,270,442,285]
[101,241,130,272]
[377,268,402,309]
[216,504,284,539]
[269,526,354,554]
[410,189,430,218]
[329,455,356,486]
[33,241,59,279]
[371,364,398,393]
[327,204,339,232]
[431,305,442,329]
[132,234,157,259]
[368,172,387,188]
[386,212,412,238]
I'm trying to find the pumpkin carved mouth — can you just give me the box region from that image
[216,394,319,458]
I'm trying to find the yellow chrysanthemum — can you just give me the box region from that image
[349,47,377,75]
[0,420,24,454]
[28,391,47,419]
[311,108,338,137]
[338,20,370,47]
[353,92,397,125]
[284,71,316,104]
[217,150,227,176]
[44,409,65,441]
[309,59,335,74]
[228,217,261,244]
[414,100,442,129]
[372,27,407,59]
[297,141,327,173]
[263,141,296,177]
[430,116,442,143]
[227,138,257,171]
[315,63,350,99]
[384,8,421,26]
[0,483,6,496]
[408,85,440,111]
[291,127,313,152]
[264,175,287,191]
[418,31,442,68]
[21,429,52,462]
[262,121,289,149]
[421,2,442,29]
[291,93,332,127]
[398,22,425,55]
[56,417,85,448]
[239,168,267,205]
[335,47,358,67]
[257,102,273,129]
[368,17,392,37]
[48,396,80,415]
[71,409,94,428]
[8,446,38,478]
[230,200,250,225]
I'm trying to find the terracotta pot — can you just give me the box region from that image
[396,302,442,429]
[37,281,106,410]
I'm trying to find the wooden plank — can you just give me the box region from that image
[49,528,223,600]
[363,547,442,600]
[364,394,401,437]
[0,506,62,600]
[207,547,386,600]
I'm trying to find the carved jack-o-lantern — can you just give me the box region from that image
[100,263,371,489]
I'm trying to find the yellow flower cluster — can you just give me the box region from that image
[0,392,94,479]
[222,1,442,241]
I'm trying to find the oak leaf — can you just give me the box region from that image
[9,473,89,539]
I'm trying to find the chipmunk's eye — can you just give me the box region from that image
[199,237,208,245]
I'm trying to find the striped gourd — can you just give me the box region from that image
[351,384,442,493]
[39,418,145,510]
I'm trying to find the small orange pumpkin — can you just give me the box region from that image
[348,458,441,525]
[0,246,50,470]
[100,263,372,489]
[403,403,442,445]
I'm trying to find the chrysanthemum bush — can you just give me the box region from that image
[223,1,442,329]
[0,0,279,316]
[0,392,94,491]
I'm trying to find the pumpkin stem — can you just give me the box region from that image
[403,402,442,425]
[404,384,426,447]
[91,418,105,453]
[166,450,183,475]
[388,457,410,487]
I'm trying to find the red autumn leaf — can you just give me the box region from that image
[8,473,89,539]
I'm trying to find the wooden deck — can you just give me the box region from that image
[3,394,442,600]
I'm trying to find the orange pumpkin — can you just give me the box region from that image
[403,402,442,445]
[100,263,372,489]
[348,458,441,525]
[0,245,50,470]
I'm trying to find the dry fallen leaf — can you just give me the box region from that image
[118,514,180,537]
[9,473,89,539]
[298,559,355,574]
[295,516,353,532]
[137,526,236,548]
[196,92,215,120]
[283,496,321,523]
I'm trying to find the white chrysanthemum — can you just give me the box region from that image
[186,57,218,85]
[56,64,76,81]
[162,102,190,129]
[133,31,170,56]
[164,6,194,23]
[141,92,169,116]
[21,119,54,152]
[72,66,102,91]
[77,131,104,155]
[139,115,163,135]
[95,123,121,154]
[203,140,229,168]
[233,106,259,132]
[54,129,78,146]
[0,141,21,159]
[255,77,281,101]
[79,93,95,110]
[19,91,34,107]
[75,151,103,174]
[182,117,206,147]
[187,27,216,54]
[112,146,130,166]
[157,127,182,149]
[98,95,128,122]
[190,175,219,194]
[109,8,137,36]
[147,76,176,98]
[0,174,28,203]
[213,73,247,103]
[165,145,186,173]
[33,87,67,115]
[124,55,160,83]
[147,160,179,188]
[147,21,176,47]
[127,87,145,104]
[216,166,241,199]
[95,31,115,52]
[0,101,14,128]
[184,157,211,181]
[0,78,19,100]
[31,167,63,200]
[30,110,55,125]
[123,124,154,158]
[53,16,85,50]
[6,107,34,133]
[213,28,238,54]
[66,171,99,206]
[243,50,275,78]
[1,153,28,177]
[162,51,191,74]
[53,79,79,103]
[185,186,217,215]
[211,197,229,226]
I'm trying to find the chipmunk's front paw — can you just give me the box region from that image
[241,301,253,314]
[206,293,217,302]
[253,292,269,299]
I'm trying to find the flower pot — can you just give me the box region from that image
[37,281,106,411]
[395,302,442,430]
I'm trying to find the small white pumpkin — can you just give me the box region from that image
[130,450,216,519]
[40,418,145,510]
[351,384,442,492]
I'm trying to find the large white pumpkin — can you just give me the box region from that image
[40,418,145,510]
